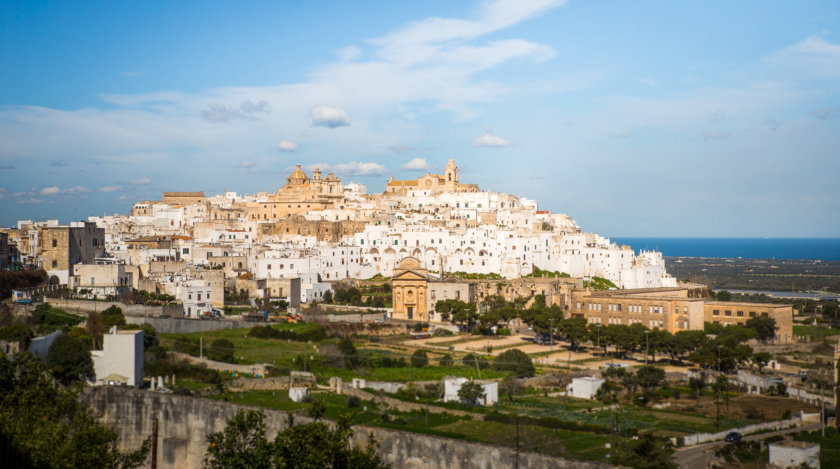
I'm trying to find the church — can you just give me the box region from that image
[385,159,478,195]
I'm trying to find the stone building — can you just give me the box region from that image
[568,287,794,343]
[391,257,429,321]
[92,327,144,388]
[70,261,133,299]
[39,222,105,284]
[0,232,9,269]
[385,159,479,195]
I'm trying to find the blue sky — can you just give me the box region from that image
[1,0,838,237]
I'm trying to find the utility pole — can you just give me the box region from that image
[716,345,721,429]
[151,417,158,469]
[474,354,482,380]
[200,337,203,360]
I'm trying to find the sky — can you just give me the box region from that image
[0,0,838,237]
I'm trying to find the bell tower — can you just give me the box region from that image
[445,158,458,184]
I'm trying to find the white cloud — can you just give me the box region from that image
[302,161,388,176]
[472,133,512,147]
[238,161,255,169]
[129,177,151,185]
[39,185,91,195]
[99,185,123,192]
[310,105,351,128]
[277,140,298,152]
[768,35,840,78]
[703,130,731,140]
[400,157,430,171]
[202,99,272,123]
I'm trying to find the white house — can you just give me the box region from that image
[443,377,498,406]
[91,327,144,388]
[568,377,606,400]
[768,441,819,469]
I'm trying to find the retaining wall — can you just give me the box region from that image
[80,386,617,469]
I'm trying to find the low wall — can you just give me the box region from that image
[675,412,820,446]
[126,316,255,334]
[51,299,184,317]
[80,386,616,469]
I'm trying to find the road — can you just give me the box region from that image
[672,423,820,469]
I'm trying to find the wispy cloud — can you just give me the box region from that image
[129,177,151,185]
[39,185,91,195]
[99,185,123,193]
[473,133,512,147]
[238,161,255,169]
[400,157,430,171]
[277,140,298,152]
[703,130,731,140]
[769,35,840,78]
[50,161,67,167]
[201,99,271,123]
[809,106,839,120]
[300,161,387,176]
[0,165,15,170]
[310,105,351,128]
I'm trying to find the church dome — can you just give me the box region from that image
[287,164,309,185]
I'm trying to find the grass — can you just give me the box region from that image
[159,324,320,365]
[793,325,840,339]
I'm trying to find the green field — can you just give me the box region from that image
[793,325,840,340]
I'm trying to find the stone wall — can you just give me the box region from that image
[80,386,616,469]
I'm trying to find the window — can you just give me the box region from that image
[713,309,720,316]
[725,310,732,316]
[52,239,57,248]
[737,310,744,317]
[183,248,190,254]
[749,311,756,317]
[198,293,202,301]
[267,264,271,270]
[51,260,57,268]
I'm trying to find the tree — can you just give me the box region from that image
[204,410,273,469]
[47,333,94,385]
[558,317,588,350]
[438,354,453,367]
[0,353,149,468]
[457,380,486,406]
[745,316,777,342]
[492,349,535,378]
[410,350,429,368]
[86,311,105,349]
[500,375,523,402]
[614,433,678,469]
[204,410,389,469]
[322,290,333,304]
[207,338,235,363]
[715,290,732,301]
[0,323,34,350]
[635,366,666,391]
[689,376,705,399]
[101,305,126,329]
[337,338,359,369]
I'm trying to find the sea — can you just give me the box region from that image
[609,238,840,261]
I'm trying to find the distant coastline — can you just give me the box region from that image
[610,237,840,261]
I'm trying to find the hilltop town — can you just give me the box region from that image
[0,159,830,469]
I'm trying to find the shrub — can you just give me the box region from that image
[492,349,535,378]
[410,350,429,368]
[347,396,361,408]
[496,328,511,336]
[432,328,454,337]
[207,338,235,363]
[462,353,490,370]
[439,354,453,367]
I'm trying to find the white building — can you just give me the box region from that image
[69,261,133,298]
[443,377,498,406]
[91,327,144,388]
[768,440,819,469]
[567,377,606,400]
